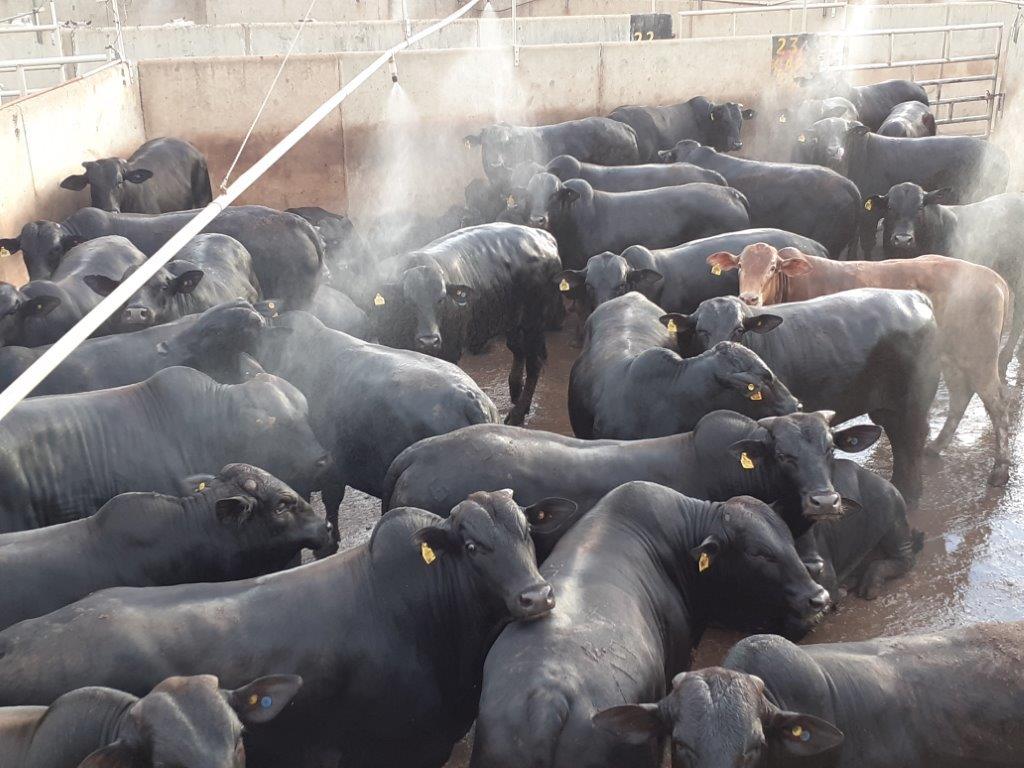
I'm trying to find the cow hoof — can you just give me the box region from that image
[988,464,1010,487]
[504,409,526,426]
[924,441,944,457]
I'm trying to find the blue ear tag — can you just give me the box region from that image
[260,696,273,709]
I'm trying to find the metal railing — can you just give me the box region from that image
[679,2,846,39]
[0,0,126,103]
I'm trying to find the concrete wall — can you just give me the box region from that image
[0,62,144,283]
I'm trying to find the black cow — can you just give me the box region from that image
[524,174,750,269]
[878,100,936,137]
[13,235,147,347]
[796,117,1009,202]
[595,622,1024,768]
[777,97,858,163]
[544,153,726,192]
[557,229,827,324]
[0,300,265,395]
[0,366,329,532]
[470,483,829,768]
[464,178,509,222]
[250,310,497,543]
[286,206,372,292]
[0,205,322,306]
[0,283,61,348]
[659,140,860,256]
[367,223,561,424]
[0,463,330,630]
[84,232,261,332]
[306,284,370,338]
[0,675,302,768]
[58,137,213,214]
[465,118,641,186]
[384,410,885,552]
[608,97,756,160]
[568,292,799,439]
[795,73,929,130]
[661,289,940,503]
[0,491,574,768]
[861,183,1024,372]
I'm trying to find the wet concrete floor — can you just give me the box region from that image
[332,325,1024,767]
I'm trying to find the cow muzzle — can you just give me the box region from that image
[121,306,154,327]
[891,233,915,248]
[515,583,556,620]
[803,491,843,520]
[529,216,549,229]
[730,141,743,151]
[415,333,442,353]
[739,292,762,307]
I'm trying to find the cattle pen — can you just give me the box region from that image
[2,1,1024,766]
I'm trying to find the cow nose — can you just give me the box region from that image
[529,216,548,228]
[123,306,152,325]
[808,492,841,516]
[730,141,743,150]
[518,584,556,616]
[803,556,825,579]
[416,333,442,351]
[893,233,914,246]
[808,587,831,612]
[739,293,761,307]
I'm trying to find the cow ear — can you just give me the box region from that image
[124,168,153,184]
[592,703,666,745]
[776,109,790,124]
[690,534,722,572]
[776,248,812,276]
[523,497,578,536]
[627,268,663,289]
[463,133,482,149]
[556,268,586,295]
[253,299,285,320]
[60,173,90,191]
[769,710,844,756]
[557,186,580,205]
[706,251,739,272]
[83,274,122,297]
[832,423,882,453]
[656,150,675,163]
[848,122,870,136]
[412,524,456,561]
[227,675,303,725]
[180,472,216,495]
[742,314,783,334]
[171,269,204,295]
[0,237,22,255]
[18,294,61,318]
[741,108,756,120]
[77,741,146,768]
[924,187,952,206]
[216,495,256,525]
[659,313,694,335]
[727,438,769,465]
[446,284,472,306]
[863,194,887,214]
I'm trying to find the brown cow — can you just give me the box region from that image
[707,243,1013,486]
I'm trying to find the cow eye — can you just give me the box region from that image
[465,540,478,554]
[755,551,778,564]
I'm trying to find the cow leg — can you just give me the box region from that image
[927,365,974,456]
[975,372,1012,487]
[504,329,546,426]
[318,480,345,558]
[999,302,1024,379]
[858,525,923,600]
[872,409,926,508]
[505,327,526,405]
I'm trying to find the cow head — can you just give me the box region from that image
[523,173,590,232]
[661,296,783,354]
[0,221,83,280]
[413,490,575,620]
[368,261,471,357]
[862,182,951,255]
[222,371,331,497]
[464,124,534,186]
[796,117,868,172]
[86,259,205,331]
[706,242,814,307]
[203,463,332,558]
[60,158,153,213]
[656,138,704,164]
[794,71,848,100]
[0,282,60,347]
[79,674,303,768]
[726,411,881,521]
[698,342,801,418]
[706,102,756,152]
[593,667,843,768]
[556,252,662,322]
[171,300,267,380]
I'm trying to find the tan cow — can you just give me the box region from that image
[707,243,1013,486]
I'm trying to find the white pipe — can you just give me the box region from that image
[0,0,483,419]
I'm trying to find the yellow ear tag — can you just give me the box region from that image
[749,390,762,401]
[791,726,803,737]
[506,195,516,207]
[779,114,787,123]
[666,319,677,333]
[373,293,386,307]
[711,264,722,276]
[0,248,9,258]
[197,481,206,492]
[740,452,755,470]
[249,694,259,706]
[559,279,570,292]
[421,542,437,565]
[797,133,806,143]
[698,552,711,573]
[267,301,276,310]
[864,198,873,211]
[464,138,472,149]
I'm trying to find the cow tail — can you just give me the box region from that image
[730,188,751,216]
[194,159,214,208]
[524,687,571,767]
[380,446,413,513]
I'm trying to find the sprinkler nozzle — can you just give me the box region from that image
[389,56,399,84]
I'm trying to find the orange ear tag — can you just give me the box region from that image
[711,264,722,276]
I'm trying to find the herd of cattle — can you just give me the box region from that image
[0,69,1021,767]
